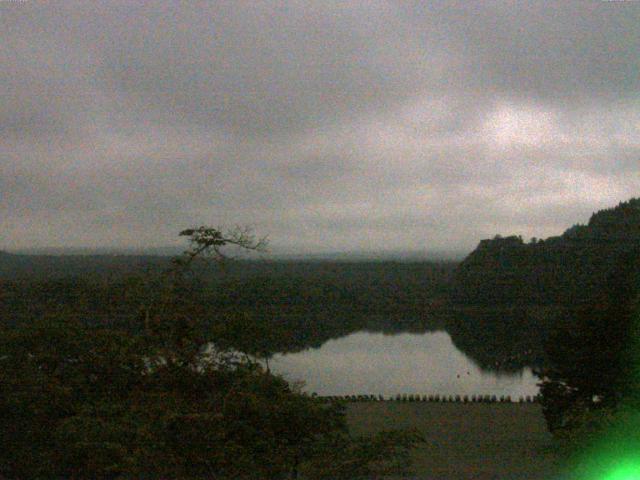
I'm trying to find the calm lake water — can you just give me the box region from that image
[268,331,539,398]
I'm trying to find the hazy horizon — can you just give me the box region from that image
[2,194,626,257]
[4,244,469,261]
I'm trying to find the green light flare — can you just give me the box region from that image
[565,406,640,480]
[560,264,640,480]
[602,461,640,480]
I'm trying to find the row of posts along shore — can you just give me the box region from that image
[314,393,541,403]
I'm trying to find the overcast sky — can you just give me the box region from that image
[1,1,639,254]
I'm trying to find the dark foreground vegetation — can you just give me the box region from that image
[449,199,640,476]
[535,247,640,479]
[1,198,639,478]
[0,229,424,479]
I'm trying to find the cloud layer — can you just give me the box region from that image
[2,1,639,253]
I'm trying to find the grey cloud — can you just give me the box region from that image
[84,1,444,136]
[399,1,640,102]
[1,1,639,251]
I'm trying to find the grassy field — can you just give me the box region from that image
[347,402,562,479]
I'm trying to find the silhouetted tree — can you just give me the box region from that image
[536,248,640,435]
[0,226,423,479]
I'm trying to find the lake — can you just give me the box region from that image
[268,330,540,398]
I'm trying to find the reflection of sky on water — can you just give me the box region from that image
[269,331,539,397]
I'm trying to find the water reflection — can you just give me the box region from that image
[268,331,539,398]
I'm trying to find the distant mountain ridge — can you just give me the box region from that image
[5,246,465,261]
[0,247,465,280]
[451,198,640,306]
[0,252,170,279]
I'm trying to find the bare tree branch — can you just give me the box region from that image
[174,225,268,270]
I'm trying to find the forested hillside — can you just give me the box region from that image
[451,198,640,306]
[2,198,638,372]
[0,259,456,357]
[445,198,640,371]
